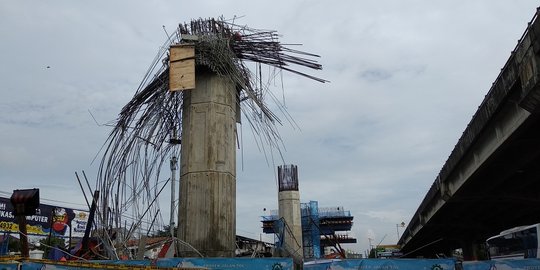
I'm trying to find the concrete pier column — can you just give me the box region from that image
[278,165,304,264]
[177,68,237,257]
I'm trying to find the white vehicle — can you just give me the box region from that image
[486,224,540,259]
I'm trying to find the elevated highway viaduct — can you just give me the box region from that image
[399,8,540,260]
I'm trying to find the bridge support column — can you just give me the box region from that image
[277,165,304,265]
[177,68,237,257]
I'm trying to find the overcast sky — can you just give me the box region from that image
[1,1,538,255]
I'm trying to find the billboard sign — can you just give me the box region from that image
[0,196,89,238]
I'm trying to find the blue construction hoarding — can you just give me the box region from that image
[304,258,456,270]
[2,258,540,270]
[1,258,293,270]
[304,258,540,270]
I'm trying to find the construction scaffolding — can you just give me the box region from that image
[301,201,321,260]
[261,201,356,260]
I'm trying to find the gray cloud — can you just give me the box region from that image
[360,69,393,82]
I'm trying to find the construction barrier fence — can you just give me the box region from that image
[2,257,540,270]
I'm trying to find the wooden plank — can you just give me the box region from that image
[169,45,195,91]
[170,44,195,62]
[170,59,195,91]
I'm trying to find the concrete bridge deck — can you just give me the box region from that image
[399,7,540,259]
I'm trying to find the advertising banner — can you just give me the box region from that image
[0,196,89,238]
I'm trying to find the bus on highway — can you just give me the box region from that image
[486,224,540,259]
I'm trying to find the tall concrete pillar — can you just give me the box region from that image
[278,165,304,263]
[177,68,237,257]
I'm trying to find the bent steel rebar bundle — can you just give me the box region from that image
[93,17,325,258]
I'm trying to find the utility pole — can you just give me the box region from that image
[396,222,405,242]
[170,155,177,238]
